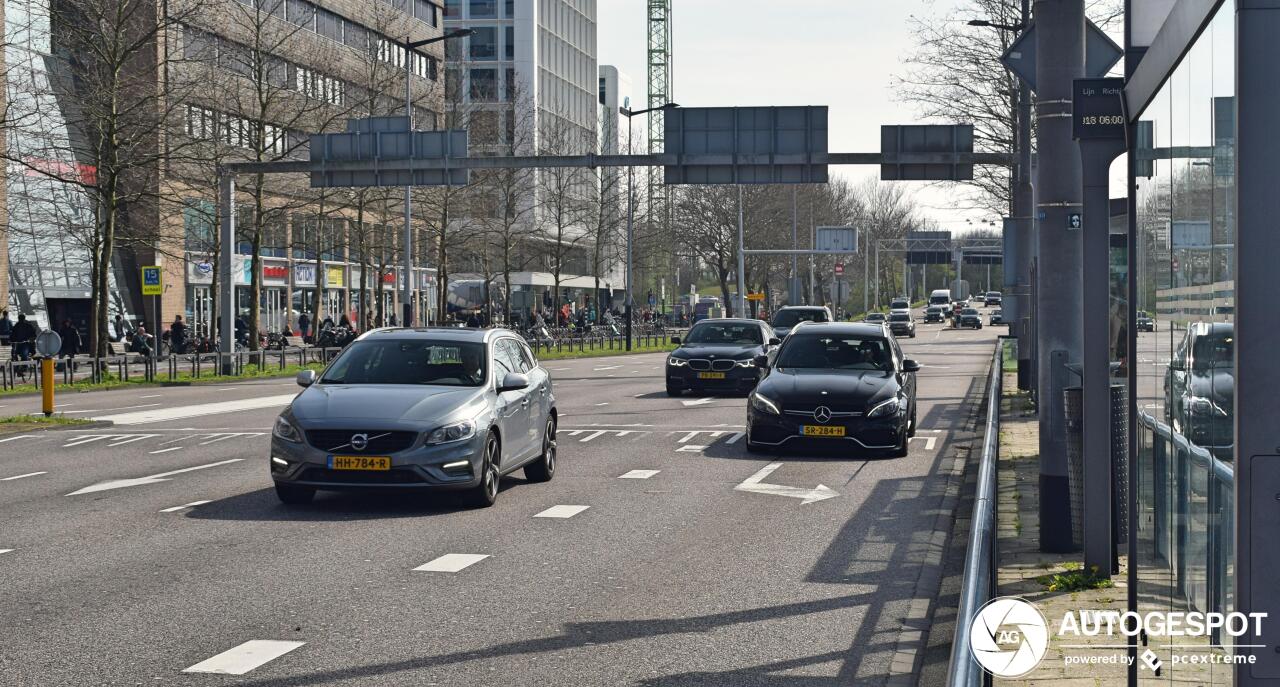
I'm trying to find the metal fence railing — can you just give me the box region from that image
[946,337,1005,687]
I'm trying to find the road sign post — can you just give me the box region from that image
[35,330,61,416]
[142,266,163,358]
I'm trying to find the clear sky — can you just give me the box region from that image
[595,0,995,229]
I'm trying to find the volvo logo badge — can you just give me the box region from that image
[350,433,369,451]
[813,406,832,424]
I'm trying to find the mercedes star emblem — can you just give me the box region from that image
[350,433,369,451]
[813,406,833,424]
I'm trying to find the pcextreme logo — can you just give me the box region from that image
[968,596,1051,677]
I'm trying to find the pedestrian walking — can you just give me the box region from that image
[169,315,188,354]
[10,313,36,360]
[298,311,311,341]
[0,309,12,346]
[58,319,81,358]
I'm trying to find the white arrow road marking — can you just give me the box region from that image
[619,469,659,479]
[676,444,707,453]
[159,500,211,513]
[534,505,589,518]
[681,397,714,407]
[66,459,244,496]
[1,472,47,481]
[593,365,621,371]
[183,640,305,675]
[414,553,489,572]
[908,436,937,450]
[734,462,839,504]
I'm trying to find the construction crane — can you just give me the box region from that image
[647,0,673,304]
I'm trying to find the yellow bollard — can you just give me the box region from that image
[42,357,54,417]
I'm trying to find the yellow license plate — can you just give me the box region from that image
[697,372,726,379]
[329,455,391,471]
[802,425,846,437]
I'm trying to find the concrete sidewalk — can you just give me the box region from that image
[995,371,1129,686]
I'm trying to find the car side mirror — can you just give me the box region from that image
[768,337,781,346]
[901,359,921,373]
[296,369,317,387]
[670,336,681,345]
[753,354,770,368]
[498,372,530,393]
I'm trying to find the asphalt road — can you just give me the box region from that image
[0,317,999,686]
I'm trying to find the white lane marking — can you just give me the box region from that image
[593,365,621,371]
[107,434,159,447]
[735,462,839,504]
[579,430,607,443]
[0,549,12,555]
[413,553,489,572]
[676,444,707,453]
[198,433,262,445]
[724,432,745,445]
[677,431,700,443]
[159,500,212,513]
[150,447,183,454]
[66,459,244,496]
[563,430,584,437]
[94,394,297,425]
[159,435,197,446]
[182,640,306,675]
[61,403,161,414]
[619,469,659,479]
[0,435,32,444]
[681,397,714,407]
[633,393,645,398]
[534,504,590,519]
[63,435,113,447]
[1,472,47,481]
[594,402,610,406]
[139,394,163,399]
[908,436,937,450]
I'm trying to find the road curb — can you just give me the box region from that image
[885,371,991,685]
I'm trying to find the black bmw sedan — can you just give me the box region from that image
[666,318,780,396]
[745,322,919,456]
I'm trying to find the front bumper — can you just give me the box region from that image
[889,325,914,336]
[667,364,760,392]
[747,405,906,451]
[270,430,487,491]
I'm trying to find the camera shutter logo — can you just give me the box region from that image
[969,596,1050,677]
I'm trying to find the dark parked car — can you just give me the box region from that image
[984,291,1002,307]
[270,328,557,508]
[1137,310,1155,332]
[666,318,778,396]
[864,312,888,324]
[924,306,946,323]
[1164,322,1233,460]
[887,311,916,338]
[746,322,919,456]
[771,306,832,340]
[958,308,982,329]
[989,309,1005,325]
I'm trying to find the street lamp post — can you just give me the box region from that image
[619,102,678,351]
[402,28,472,328]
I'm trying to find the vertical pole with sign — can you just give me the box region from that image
[1073,77,1127,574]
[141,266,164,357]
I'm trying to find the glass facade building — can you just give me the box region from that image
[1132,1,1237,682]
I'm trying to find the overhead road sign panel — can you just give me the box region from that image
[1000,21,1124,93]
[310,119,468,188]
[816,226,858,253]
[663,106,828,185]
[881,125,974,181]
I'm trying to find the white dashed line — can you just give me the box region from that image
[681,397,714,407]
[413,553,490,572]
[159,500,212,513]
[182,640,305,675]
[0,549,12,555]
[594,402,609,406]
[619,470,659,479]
[150,447,183,454]
[676,445,707,453]
[594,365,621,371]
[62,403,161,414]
[534,505,590,518]
[107,434,159,447]
[579,430,608,443]
[724,432,745,445]
[1,472,47,481]
[139,394,164,399]
[0,435,35,444]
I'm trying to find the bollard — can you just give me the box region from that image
[41,357,54,416]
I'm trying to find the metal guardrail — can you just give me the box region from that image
[946,338,1005,687]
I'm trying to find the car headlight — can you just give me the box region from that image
[735,358,755,368]
[273,415,303,443]
[867,397,902,419]
[667,356,688,367]
[750,393,781,415]
[1186,396,1228,417]
[426,419,477,444]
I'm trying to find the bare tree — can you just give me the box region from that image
[537,114,593,311]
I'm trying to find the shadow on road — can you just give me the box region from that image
[182,482,533,522]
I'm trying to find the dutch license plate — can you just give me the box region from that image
[697,372,726,380]
[802,425,845,437]
[329,455,391,471]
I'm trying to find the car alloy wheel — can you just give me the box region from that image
[469,436,500,508]
[525,417,557,483]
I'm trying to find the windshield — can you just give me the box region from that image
[775,334,894,371]
[890,300,908,309]
[685,322,762,345]
[1192,331,1234,370]
[889,313,910,322]
[320,339,487,386]
[772,309,828,327]
[986,292,1000,297]
[1138,311,1151,319]
[865,313,886,321]
[962,309,978,315]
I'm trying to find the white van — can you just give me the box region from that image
[928,289,952,307]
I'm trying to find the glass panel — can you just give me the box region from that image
[469,26,496,61]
